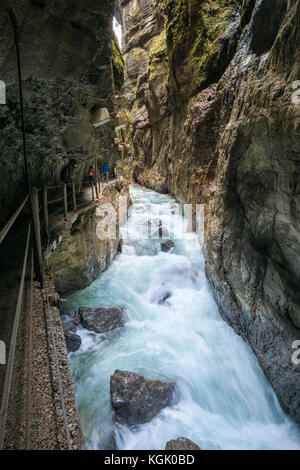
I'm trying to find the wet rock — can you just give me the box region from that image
[62,316,81,352]
[63,321,77,335]
[110,370,176,426]
[65,332,82,353]
[78,306,126,334]
[46,182,131,296]
[161,240,175,252]
[165,437,201,451]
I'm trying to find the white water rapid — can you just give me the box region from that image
[63,186,300,450]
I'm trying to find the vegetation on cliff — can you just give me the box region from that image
[164,0,240,102]
[112,34,125,92]
[149,30,168,81]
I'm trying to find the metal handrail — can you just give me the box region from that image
[0,195,29,244]
[0,223,31,449]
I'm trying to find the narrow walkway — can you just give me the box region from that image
[47,178,121,235]
[0,221,83,449]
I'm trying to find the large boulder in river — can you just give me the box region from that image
[165,437,201,451]
[110,370,176,426]
[161,240,175,252]
[65,331,82,353]
[78,306,126,334]
[62,318,81,353]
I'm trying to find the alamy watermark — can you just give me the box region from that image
[95,196,205,251]
[291,340,300,365]
[0,80,5,104]
[0,340,5,365]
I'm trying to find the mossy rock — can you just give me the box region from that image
[149,30,169,81]
[112,34,125,92]
[164,0,241,104]
[240,0,256,29]
[102,179,130,203]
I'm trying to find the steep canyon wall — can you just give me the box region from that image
[0,0,123,226]
[117,0,300,423]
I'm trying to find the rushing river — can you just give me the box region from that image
[63,186,300,450]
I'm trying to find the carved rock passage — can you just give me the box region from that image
[118,0,300,424]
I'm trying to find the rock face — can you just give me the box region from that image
[118,0,300,424]
[116,0,240,200]
[45,180,131,295]
[62,316,82,353]
[78,306,126,334]
[161,240,175,252]
[110,370,176,425]
[0,0,123,226]
[64,331,82,353]
[165,437,201,451]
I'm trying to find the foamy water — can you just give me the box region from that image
[63,186,300,450]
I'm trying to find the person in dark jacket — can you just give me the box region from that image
[60,159,78,185]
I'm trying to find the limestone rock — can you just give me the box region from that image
[45,181,131,295]
[165,437,201,451]
[63,321,77,335]
[0,0,121,227]
[118,0,300,425]
[78,307,127,334]
[62,317,81,353]
[65,332,82,353]
[110,370,176,426]
[161,240,175,252]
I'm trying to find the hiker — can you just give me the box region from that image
[88,166,95,185]
[60,159,78,185]
[102,162,109,183]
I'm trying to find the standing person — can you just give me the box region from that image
[102,162,109,183]
[88,165,95,185]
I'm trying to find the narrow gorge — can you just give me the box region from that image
[0,0,299,452]
[115,0,300,425]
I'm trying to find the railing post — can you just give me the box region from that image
[95,178,99,200]
[72,182,77,211]
[91,182,95,201]
[43,187,49,236]
[63,184,68,217]
[31,188,43,272]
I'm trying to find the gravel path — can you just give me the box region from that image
[3,271,84,450]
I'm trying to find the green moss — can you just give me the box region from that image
[193,1,239,89]
[240,0,256,28]
[165,0,240,98]
[112,34,124,92]
[148,30,168,80]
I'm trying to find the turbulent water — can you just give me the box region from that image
[63,186,300,450]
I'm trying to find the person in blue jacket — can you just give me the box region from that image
[102,162,109,183]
